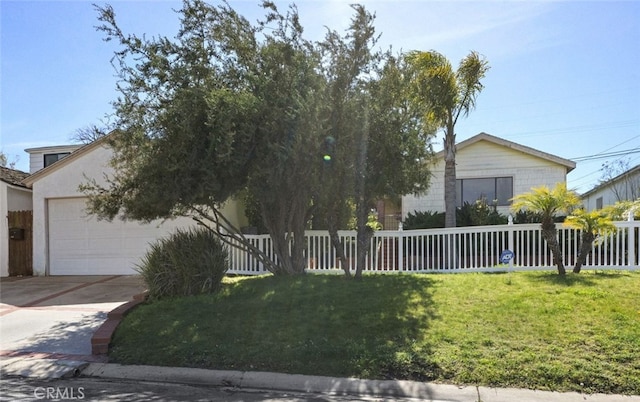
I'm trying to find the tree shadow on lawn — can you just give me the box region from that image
[523,270,633,287]
[116,273,442,389]
[237,274,443,397]
[231,274,442,379]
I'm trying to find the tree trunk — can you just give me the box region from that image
[194,208,282,274]
[443,122,457,268]
[327,217,350,278]
[354,96,370,280]
[354,225,373,280]
[443,122,457,228]
[541,220,565,275]
[573,232,595,274]
[260,192,308,276]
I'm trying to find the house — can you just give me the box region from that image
[581,163,640,211]
[402,132,576,219]
[22,138,248,276]
[1,166,32,277]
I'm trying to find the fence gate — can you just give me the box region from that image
[8,210,33,276]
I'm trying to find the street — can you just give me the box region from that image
[0,376,428,402]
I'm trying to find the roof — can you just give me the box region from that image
[24,144,82,154]
[437,132,576,172]
[0,166,31,188]
[581,163,640,197]
[22,135,111,187]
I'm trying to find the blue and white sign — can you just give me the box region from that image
[500,249,515,264]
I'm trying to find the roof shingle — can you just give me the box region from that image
[0,166,30,188]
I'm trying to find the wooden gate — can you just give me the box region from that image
[8,210,33,276]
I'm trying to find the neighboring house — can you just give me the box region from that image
[581,164,640,211]
[22,138,248,276]
[24,144,82,173]
[402,132,576,218]
[1,166,32,277]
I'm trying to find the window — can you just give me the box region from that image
[456,177,513,207]
[596,197,603,210]
[44,153,70,168]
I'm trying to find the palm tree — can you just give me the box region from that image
[405,50,489,227]
[511,183,581,275]
[564,209,616,273]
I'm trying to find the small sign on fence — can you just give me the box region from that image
[500,249,514,265]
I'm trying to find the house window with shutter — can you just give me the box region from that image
[596,197,603,210]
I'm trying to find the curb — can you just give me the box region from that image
[80,363,469,400]
[80,363,640,402]
[90,291,148,355]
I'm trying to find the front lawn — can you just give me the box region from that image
[109,271,640,394]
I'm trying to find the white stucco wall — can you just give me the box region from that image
[31,145,108,275]
[403,140,569,218]
[7,186,32,211]
[30,144,247,275]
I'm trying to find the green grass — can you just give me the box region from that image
[109,271,640,394]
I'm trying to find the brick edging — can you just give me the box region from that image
[91,291,149,355]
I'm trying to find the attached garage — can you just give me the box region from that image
[23,137,248,276]
[47,197,189,275]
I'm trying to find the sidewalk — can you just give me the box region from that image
[3,357,639,402]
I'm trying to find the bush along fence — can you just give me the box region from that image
[227,217,640,275]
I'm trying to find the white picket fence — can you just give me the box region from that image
[227,220,640,275]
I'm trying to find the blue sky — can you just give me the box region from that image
[1,0,639,194]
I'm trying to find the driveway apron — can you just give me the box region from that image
[0,275,145,362]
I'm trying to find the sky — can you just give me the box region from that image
[1,0,639,194]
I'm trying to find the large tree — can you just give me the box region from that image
[83,0,325,275]
[316,7,434,278]
[405,50,489,227]
[83,1,432,277]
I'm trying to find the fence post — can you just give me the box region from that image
[508,214,514,253]
[508,215,514,270]
[628,210,636,267]
[398,223,404,271]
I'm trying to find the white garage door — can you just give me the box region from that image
[48,198,193,275]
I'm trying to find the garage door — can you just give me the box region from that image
[48,198,193,275]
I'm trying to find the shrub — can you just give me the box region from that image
[137,228,229,300]
[403,210,445,230]
[457,200,508,226]
[403,200,509,230]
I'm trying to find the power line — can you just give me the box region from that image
[597,134,640,155]
[569,153,640,193]
[506,119,639,139]
[571,147,640,162]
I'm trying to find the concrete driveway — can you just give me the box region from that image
[0,276,146,363]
